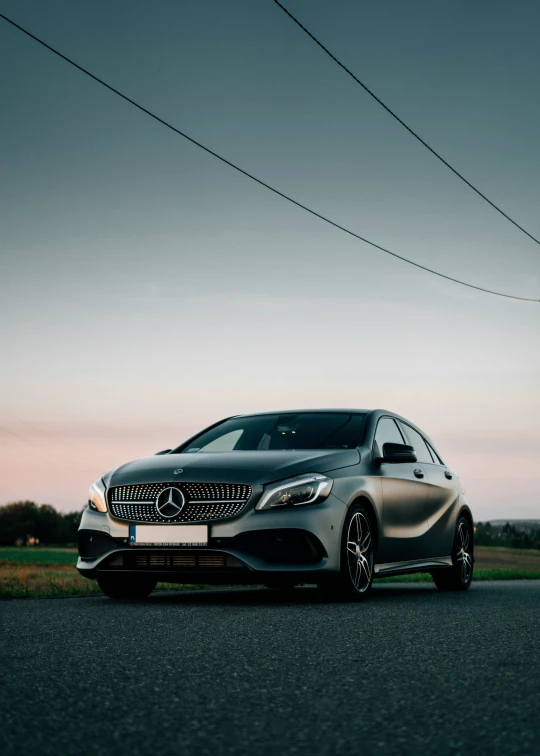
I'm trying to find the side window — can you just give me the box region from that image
[374,417,404,456]
[426,442,441,464]
[399,423,433,465]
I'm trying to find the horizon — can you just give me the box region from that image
[1,403,538,520]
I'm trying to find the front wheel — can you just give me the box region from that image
[317,504,375,601]
[97,574,157,600]
[432,516,473,592]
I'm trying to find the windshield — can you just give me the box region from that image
[180,413,366,452]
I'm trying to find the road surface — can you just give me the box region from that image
[1,581,538,756]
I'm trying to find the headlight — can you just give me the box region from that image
[255,474,333,511]
[88,478,107,512]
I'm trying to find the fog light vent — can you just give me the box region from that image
[198,554,225,568]
[172,554,196,567]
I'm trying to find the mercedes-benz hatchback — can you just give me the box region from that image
[78,409,474,600]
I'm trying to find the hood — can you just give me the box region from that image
[106,449,360,487]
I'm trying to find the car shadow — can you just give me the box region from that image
[131,581,443,607]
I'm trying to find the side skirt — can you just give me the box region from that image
[375,556,452,577]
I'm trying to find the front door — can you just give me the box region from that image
[398,423,460,558]
[374,417,434,563]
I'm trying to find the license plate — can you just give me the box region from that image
[129,524,208,546]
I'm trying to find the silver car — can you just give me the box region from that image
[78,409,474,600]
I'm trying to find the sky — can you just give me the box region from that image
[1,0,539,519]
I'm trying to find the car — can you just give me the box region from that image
[77,409,474,600]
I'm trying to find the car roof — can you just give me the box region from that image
[235,408,373,417]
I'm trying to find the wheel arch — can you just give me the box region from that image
[347,494,380,552]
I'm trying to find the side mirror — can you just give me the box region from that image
[381,442,417,463]
[154,448,172,456]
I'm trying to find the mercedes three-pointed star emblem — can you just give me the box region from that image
[155,486,185,518]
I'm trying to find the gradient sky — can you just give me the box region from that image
[1,0,539,518]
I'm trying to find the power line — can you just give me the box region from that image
[0,12,537,303]
[271,0,540,248]
[0,408,94,464]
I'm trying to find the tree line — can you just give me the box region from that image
[475,521,540,550]
[0,501,83,546]
[1,501,539,549]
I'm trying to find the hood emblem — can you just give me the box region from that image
[156,487,185,518]
[173,468,183,475]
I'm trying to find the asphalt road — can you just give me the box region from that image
[1,581,539,756]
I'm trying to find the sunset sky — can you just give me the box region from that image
[1,0,539,519]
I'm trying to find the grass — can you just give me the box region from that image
[0,547,78,566]
[476,545,540,559]
[0,560,209,599]
[0,562,103,598]
[0,548,211,599]
[1,545,539,598]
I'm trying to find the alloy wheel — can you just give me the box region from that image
[456,520,473,583]
[346,511,374,593]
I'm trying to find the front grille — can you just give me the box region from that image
[108,482,252,523]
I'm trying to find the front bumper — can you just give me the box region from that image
[77,493,347,583]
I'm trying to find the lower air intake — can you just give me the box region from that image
[127,552,226,569]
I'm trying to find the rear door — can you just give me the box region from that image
[398,422,460,557]
[374,417,434,563]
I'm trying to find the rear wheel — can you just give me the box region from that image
[97,574,157,600]
[432,516,473,591]
[317,504,375,601]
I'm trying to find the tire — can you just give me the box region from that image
[432,516,473,592]
[97,574,157,600]
[317,504,375,601]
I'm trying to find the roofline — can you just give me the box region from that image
[234,409,373,417]
[232,409,439,450]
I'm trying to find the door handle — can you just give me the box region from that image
[444,471,453,479]
[413,469,424,479]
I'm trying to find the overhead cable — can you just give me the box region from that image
[1,12,537,302]
[272,0,540,247]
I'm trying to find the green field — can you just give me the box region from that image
[0,547,78,565]
[1,545,539,598]
[0,547,206,599]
